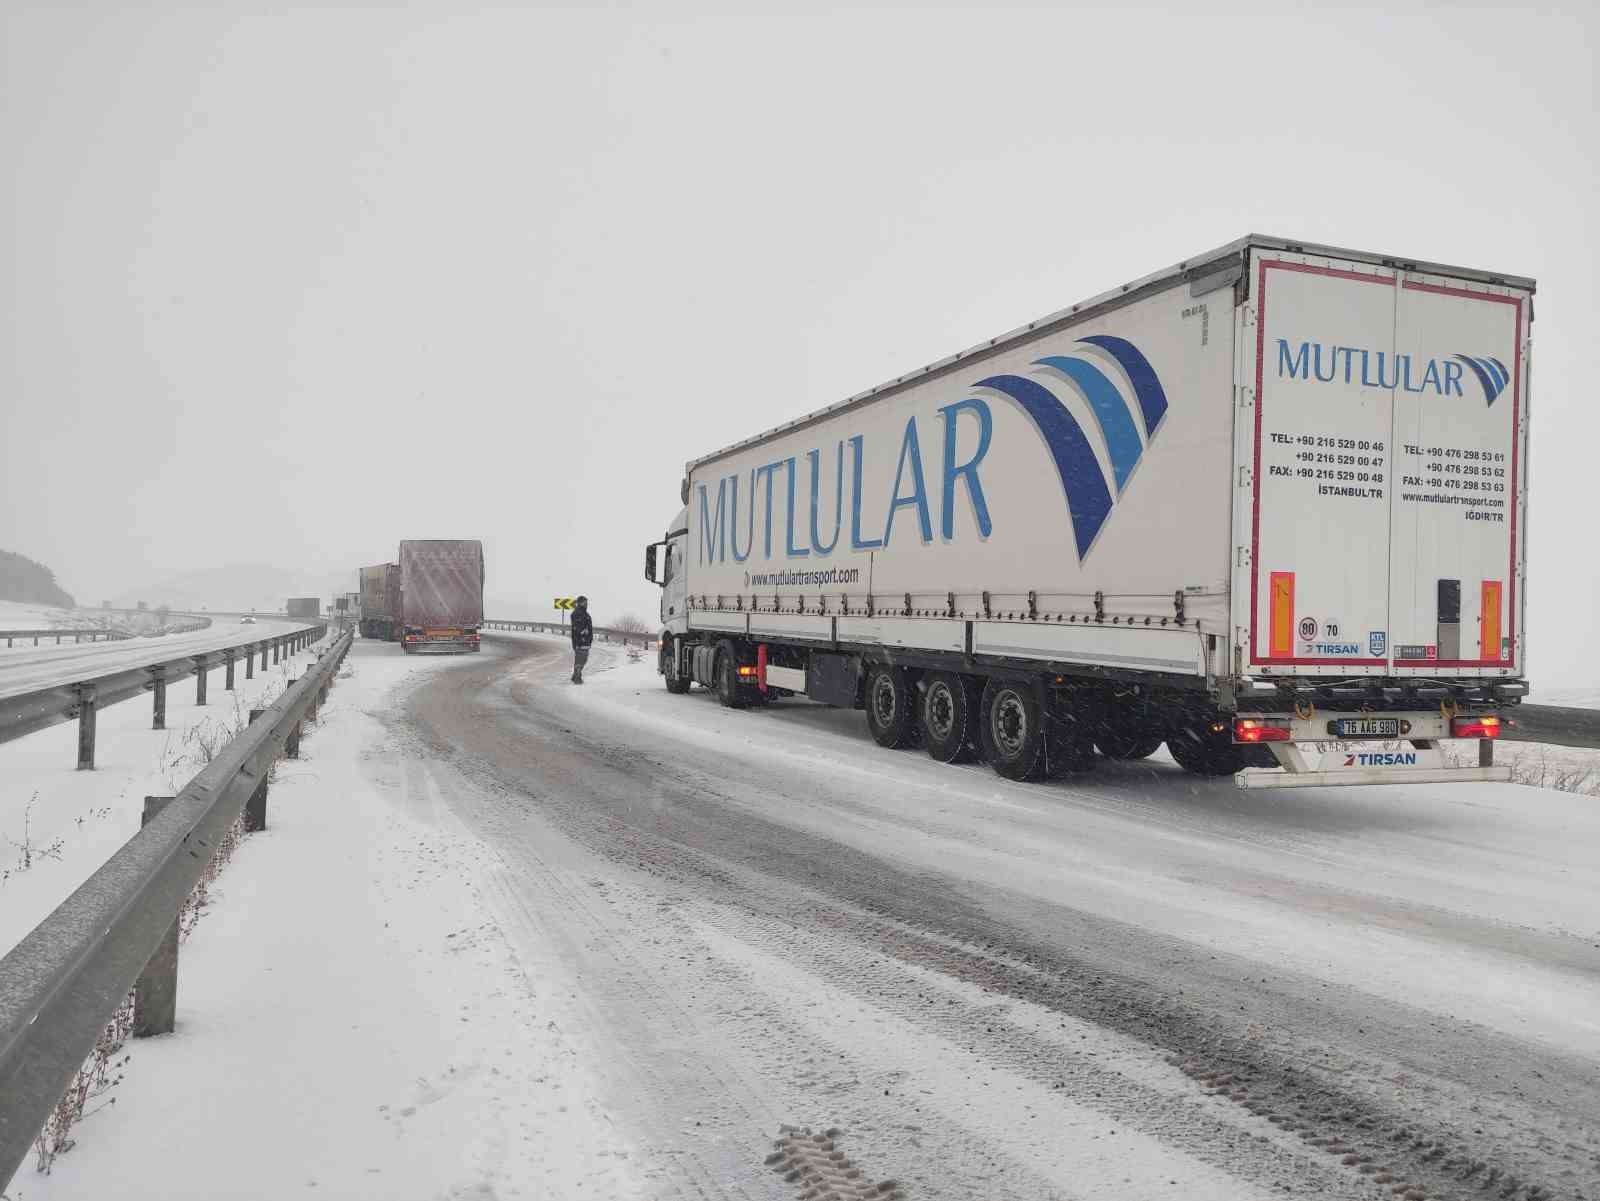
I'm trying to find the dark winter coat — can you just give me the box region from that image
[570,608,594,650]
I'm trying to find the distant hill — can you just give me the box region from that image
[111,565,349,615]
[0,549,76,608]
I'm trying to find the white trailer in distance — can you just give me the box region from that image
[645,235,1532,788]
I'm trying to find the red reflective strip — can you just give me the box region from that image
[757,643,768,692]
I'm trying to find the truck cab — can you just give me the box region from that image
[645,507,689,638]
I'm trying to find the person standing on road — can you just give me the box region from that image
[570,596,593,684]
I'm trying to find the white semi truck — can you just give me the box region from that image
[645,236,1532,788]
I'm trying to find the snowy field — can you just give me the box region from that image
[4,630,1596,1200]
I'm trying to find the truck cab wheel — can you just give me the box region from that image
[922,673,978,762]
[980,679,1048,781]
[865,665,915,748]
[661,638,692,694]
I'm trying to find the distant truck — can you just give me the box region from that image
[286,597,321,623]
[358,563,402,641]
[645,235,1531,789]
[399,540,484,653]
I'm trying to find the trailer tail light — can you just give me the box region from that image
[737,665,756,678]
[1451,715,1501,739]
[1233,719,1292,743]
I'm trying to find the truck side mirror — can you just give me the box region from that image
[645,543,659,585]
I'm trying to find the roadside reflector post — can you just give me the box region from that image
[195,656,208,706]
[244,711,269,832]
[151,667,167,730]
[75,685,97,770]
[224,649,235,691]
[133,796,179,1037]
[1479,738,1494,767]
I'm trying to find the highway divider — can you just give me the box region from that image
[0,624,328,768]
[0,629,354,1193]
[482,618,657,649]
[1,629,134,647]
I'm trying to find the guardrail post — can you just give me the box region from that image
[151,667,167,730]
[245,644,255,679]
[286,720,301,759]
[260,642,268,672]
[195,656,208,706]
[133,796,180,1037]
[76,685,97,770]
[1479,738,1494,767]
[245,711,269,832]
[225,649,236,690]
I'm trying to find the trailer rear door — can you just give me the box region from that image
[1242,249,1528,678]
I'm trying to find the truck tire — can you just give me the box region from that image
[1166,721,1269,775]
[1095,728,1165,760]
[922,672,978,763]
[715,649,747,709]
[661,638,692,694]
[980,679,1048,781]
[865,665,916,749]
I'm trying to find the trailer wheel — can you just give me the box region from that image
[865,665,915,748]
[715,648,747,709]
[980,679,1048,781]
[1095,728,1165,760]
[1166,721,1256,775]
[922,673,978,763]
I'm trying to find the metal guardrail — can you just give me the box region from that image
[482,618,658,648]
[0,629,354,1192]
[1505,704,1600,751]
[1,629,133,647]
[0,624,328,768]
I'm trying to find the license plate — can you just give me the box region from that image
[1333,718,1399,738]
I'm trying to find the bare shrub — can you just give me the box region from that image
[32,993,134,1174]
[611,613,650,634]
[5,794,64,879]
[179,814,245,940]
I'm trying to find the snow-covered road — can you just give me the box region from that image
[0,619,304,699]
[388,633,1598,1201]
[20,632,1596,1201]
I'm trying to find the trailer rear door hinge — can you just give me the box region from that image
[1238,467,1253,488]
[1236,546,1252,567]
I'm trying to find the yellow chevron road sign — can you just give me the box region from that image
[553,597,575,611]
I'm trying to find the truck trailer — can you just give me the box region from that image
[399,540,484,653]
[645,236,1531,788]
[358,563,402,641]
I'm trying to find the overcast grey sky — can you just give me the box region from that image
[2,2,1595,685]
